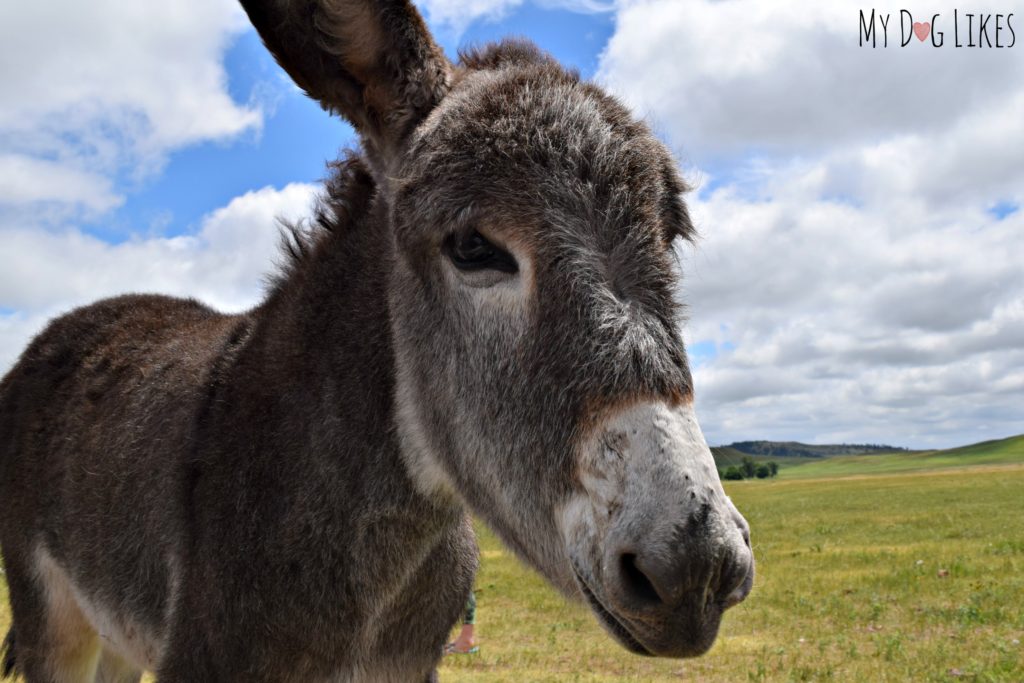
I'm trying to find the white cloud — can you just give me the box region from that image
[677,168,1023,448]
[599,0,1024,165]
[0,155,121,212]
[0,0,261,209]
[598,0,1024,447]
[0,183,317,371]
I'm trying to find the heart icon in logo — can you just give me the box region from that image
[913,21,931,42]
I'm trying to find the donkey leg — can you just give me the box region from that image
[95,649,141,683]
[3,553,102,683]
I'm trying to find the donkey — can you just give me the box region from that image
[0,1,754,681]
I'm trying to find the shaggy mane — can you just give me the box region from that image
[458,38,574,78]
[270,152,376,289]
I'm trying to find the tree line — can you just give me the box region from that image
[720,457,779,481]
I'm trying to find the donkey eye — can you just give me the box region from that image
[445,231,518,274]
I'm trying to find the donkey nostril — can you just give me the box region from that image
[619,553,662,606]
[615,544,712,610]
[722,557,754,608]
[733,515,752,549]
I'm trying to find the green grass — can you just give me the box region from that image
[777,434,1024,480]
[3,462,1023,681]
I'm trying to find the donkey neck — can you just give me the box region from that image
[211,195,462,536]
[176,203,473,667]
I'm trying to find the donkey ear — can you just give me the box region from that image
[240,0,451,163]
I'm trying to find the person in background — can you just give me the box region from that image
[445,591,479,654]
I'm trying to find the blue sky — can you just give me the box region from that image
[1,0,1022,448]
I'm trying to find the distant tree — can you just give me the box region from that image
[741,456,757,479]
[768,461,779,478]
[755,464,771,479]
[723,466,744,481]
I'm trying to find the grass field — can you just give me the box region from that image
[2,460,1022,681]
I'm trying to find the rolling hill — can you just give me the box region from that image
[711,434,1024,479]
[711,440,905,470]
[726,440,904,458]
[776,433,1024,479]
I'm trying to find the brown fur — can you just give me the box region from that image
[0,2,752,680]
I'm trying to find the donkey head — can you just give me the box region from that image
[242,0,753,658]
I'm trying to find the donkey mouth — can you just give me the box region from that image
[571,557,730,658]
[572,565,652,656]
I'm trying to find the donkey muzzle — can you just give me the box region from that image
[564,401,754,657]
